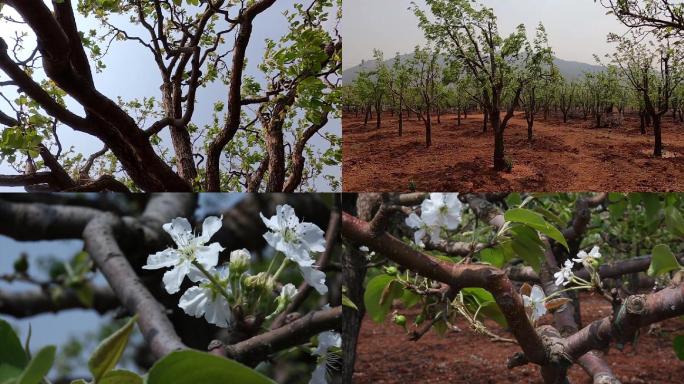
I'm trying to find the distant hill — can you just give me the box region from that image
[342,54,603,84]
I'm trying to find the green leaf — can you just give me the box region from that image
[647,244,682,277]
[88,315,138,382]
[147,350,275,384]
[674,335,684,361]
[17,346,55,384]
[509,225,545,272]
[665,206,684,238]
[642,193,661,224]
[342,294,358,311]
[462,288,507,327]
[0,319,28,382]
[100,369,143,384]
[363,274,401,323]
[478,247,504,268]
[505,208,568,250]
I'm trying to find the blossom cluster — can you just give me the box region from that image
[405,193,463,247]
[553,246,601,286]
[141,204,339,384]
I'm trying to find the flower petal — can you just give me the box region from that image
[260,212,280,232]
[195,242,223,269]
[198,215,223,244]
[297,222,326,253]
[163,261,190,294]
[142,248,180,270]
[204,297,233,328]
[178,286,209,317]
[309,361,327,384]
[301,266,327,294]
[405,213,422,228]
[163,217,193,247]
[276,204,299,229]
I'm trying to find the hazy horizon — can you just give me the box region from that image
[343,0,629,70]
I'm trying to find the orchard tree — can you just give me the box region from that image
[406,46,440,148]
[599,0,684,37]
[558,79,578,123]
[342,192,684,384]
[414,0,551,171]
[0,0,341,192]
[609,33,683,156]
[388,53,412,136]
[0,193,342,383]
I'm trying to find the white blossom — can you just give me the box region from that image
[178,266,233,328]
[301,266,328,294]
[280,283,298,301]
[573,246,601,265]
[309,331,341,384]
[404,212,440,247]
[143,216,224,294]
[522,285,547,321]
[405,194,462,247]
[260,204,326,267]
[261,204,329,295]
[421,193,463,229]
[554,259,575,286]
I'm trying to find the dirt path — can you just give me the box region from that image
[353,293,684,383]
[343,112,684,192]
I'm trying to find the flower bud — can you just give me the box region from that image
[244,272,274,292]
[229,248,251,274]
[384,266,398,275]
[393,314,406,327]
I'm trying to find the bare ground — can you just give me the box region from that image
[353,293,684,383]
[343,112,684,192]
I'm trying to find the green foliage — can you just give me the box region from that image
[647,244,682,277]
[15,346,55,384]
[504,208,569,250]
[88,315,138,382]
[146,350,275,384]
[674,335,684,360]
[0,320,28,382]
[363,274,402,323]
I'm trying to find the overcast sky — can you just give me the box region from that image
[0,2,341,191]
[343,0,628,69]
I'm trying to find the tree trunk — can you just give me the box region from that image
[425,109,432,148]
[640,111,646,134]
[457,108,461,126]
[527,115,534,142]
[491,111,506,171]
[363,106,370,127]
[375,103,381,129]
[653,114,663,157]
[482,112,488,133]
[398,99,403,137]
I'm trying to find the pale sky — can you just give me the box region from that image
[343,0,629,69]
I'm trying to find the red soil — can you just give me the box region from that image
[353,293,684,383]
[343,112,684,192]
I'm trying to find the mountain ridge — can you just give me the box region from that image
[342,53,604,84]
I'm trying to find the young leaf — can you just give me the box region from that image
[505,208,569,250]
[100,369,143,384]
[17,346,55,384]
[544,298,572,312]
[146,350,275,384]
[0,319,28,382]
[519,282,532,298]
[647,244,682,277]
[342,294,359,311]
[88,315,138,382]
[674,334,684,361]
[363,274,400,323]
